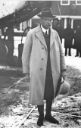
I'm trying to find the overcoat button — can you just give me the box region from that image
[40,68,43,70]
[41,58,44,60]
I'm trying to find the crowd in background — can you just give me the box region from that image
[52,18,81,57]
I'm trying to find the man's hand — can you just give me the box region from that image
[61,71,66,80]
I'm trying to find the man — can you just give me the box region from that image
[22,9,66,126]
[74,25,81,57]
[64,20,74,56]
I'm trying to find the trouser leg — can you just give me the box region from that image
[46,100,52,116]
[65,48,67,56]
[69,48,71,56]
[37,105,44,126]
[76,50,79,56]
[45,100,59,124]
[80,50,81,57]
[75,49,79,57]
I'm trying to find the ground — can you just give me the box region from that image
[0,56,81,128]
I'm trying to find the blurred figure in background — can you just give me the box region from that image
[52,18,64,43]
[18,43,24,67]
[74,25,81,57]
[64,23,74,56]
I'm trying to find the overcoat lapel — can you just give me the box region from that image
[50,29,54,48]
[35,26,47,50]
[35,26,54,50]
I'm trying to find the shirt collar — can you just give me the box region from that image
[41,25,49,34]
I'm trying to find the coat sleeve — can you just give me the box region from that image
[22,31,32,73]
[57,33,66,77]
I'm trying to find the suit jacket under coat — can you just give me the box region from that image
[22,26,66,105]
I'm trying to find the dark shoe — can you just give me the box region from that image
[37,114,44,126]
[45,115,59,124]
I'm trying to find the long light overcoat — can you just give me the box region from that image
[22,26,66,105]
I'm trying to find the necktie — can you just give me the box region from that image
[45,30,48,36]
[45,31,48,35]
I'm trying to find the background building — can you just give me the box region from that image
[0,0,81,66]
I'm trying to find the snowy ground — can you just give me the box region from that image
[65,56,81,72]
[0,56,81,128]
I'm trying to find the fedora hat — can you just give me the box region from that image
[38,9,54,18]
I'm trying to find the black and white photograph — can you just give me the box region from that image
[0,0,81,127]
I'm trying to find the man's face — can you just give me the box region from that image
[41,17,53,29]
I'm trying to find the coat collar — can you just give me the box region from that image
[35,26,54,50]
[35,26,47,49]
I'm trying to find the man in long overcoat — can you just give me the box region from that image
[22,10,66,126]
